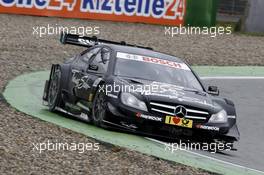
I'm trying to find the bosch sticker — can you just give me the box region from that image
[117,52,190,71]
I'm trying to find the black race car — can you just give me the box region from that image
[43,33,240,147]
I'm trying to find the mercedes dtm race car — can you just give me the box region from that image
[43,33,240,147]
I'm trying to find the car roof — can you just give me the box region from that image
[105,44,184,63]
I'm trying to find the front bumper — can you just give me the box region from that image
[105,99,240,142]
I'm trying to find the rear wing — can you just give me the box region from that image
[60,32,153,50]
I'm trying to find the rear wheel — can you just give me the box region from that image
[48,67,62,111]
[92,88,107,126]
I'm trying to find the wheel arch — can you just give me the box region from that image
[59,63,72,91]
[90,78,105,102]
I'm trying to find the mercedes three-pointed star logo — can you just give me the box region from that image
[174,105,187,118]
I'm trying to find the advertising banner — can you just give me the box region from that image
[0,0,185,26]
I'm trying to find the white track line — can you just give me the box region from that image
[201,76,264,80]
[183,149,264,174]
[145,138,264,174]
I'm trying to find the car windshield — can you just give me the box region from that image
[114,52,204,91]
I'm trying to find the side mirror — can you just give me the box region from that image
[88,64,99,71]
[207,86,219,96]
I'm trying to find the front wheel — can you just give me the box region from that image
[92,88,107,127]
[47,67,62,111]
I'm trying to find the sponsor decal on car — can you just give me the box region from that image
[0,0,185,26]
[78,38,101,46]
[120,121,137,129]
[117,52,190,71]
[88,94,94,102]
[79,113,89,120]
[165,116,193,128]
[136,113,162,122]
[107,93,118,99]
[72,70,91,90]
[160,125,193,136]
[196,124,220,131]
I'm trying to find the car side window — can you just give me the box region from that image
[88,47,111,74]
[81,47,101,62]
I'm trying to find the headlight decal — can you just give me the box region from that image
[209,110,228,123]
[121,93,148,112]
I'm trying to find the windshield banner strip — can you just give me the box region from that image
[117,52,190,71]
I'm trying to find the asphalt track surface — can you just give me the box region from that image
[200,78,264,172]
[149,77,264,174]
[3,70,264,174]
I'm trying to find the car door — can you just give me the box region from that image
[84,47,111,100]
[73,46,111,101]
[71,47,101,100]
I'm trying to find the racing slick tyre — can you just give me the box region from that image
[92,88,107,127]
[47,66,62,112]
